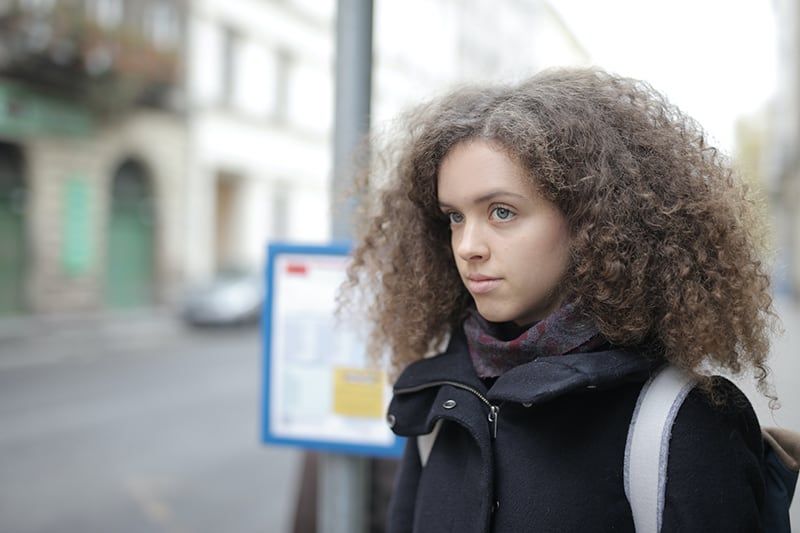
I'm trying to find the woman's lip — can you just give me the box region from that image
[465,278,502,294]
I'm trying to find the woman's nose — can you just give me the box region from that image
[455,220,490,261]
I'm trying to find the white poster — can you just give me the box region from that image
[262,243,402,456]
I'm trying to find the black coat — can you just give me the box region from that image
[385,329,765,533]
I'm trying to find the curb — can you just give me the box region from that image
[0,307,185,344]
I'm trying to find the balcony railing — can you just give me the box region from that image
[0,0,186,113]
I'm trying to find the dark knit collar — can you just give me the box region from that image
[463,302,609,378]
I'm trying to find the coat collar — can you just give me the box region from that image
[393,328,660,405]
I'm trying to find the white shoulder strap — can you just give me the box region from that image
[624,365,696,533]
[417,419,443,467]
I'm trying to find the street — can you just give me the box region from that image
[0,295,798,532]
[0,318,302,533]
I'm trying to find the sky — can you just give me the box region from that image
[550,0,779,153]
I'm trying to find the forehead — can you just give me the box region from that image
[437,140,532,201]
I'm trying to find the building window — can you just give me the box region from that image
[221,26,237,107]
[144,0,180,50]
[86,0,123,30]
[273,47,292,123]
[19,0,56,14]
[272,181,289,239]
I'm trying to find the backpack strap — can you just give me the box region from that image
[624,364,697,532]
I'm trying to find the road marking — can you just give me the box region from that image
[126,475,188,533]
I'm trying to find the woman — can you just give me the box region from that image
[342,67,795,532]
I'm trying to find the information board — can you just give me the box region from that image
[261,242,404,457]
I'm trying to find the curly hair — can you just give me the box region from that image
[342,67,779,401]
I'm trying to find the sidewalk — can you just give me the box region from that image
[0,307,189,369]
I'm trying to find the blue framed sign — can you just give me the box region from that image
[261,242,405,457]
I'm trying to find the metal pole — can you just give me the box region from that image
[320,1,374,533]
[330,0,373,240]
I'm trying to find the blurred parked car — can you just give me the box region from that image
[180,270,264,326]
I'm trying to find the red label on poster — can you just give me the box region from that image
[286,263,307,275]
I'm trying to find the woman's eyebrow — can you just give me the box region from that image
[438,190,527,208]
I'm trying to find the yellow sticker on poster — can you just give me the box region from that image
[333,367,385,418]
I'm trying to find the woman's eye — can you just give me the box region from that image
[491,207,514,221]
[448,212,464,224]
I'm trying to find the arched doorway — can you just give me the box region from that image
[0,142,27,314]
[105,159,156,308]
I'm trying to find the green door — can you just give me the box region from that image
[105,160,155,308]
[0,144,26,315]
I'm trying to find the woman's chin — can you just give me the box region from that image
[474,303,515,324]
[475,297,563,325]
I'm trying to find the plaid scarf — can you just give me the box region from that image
[463,301,608,378]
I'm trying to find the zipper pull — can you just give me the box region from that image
[487,405,500,439]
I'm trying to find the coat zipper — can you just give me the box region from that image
[394,380,502,439]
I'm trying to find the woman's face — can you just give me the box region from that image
[437,140,571,325]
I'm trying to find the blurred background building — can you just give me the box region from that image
[0,0,188,314]
[183,0,334,284]
[771,0,800,297]
[0,0,586,317]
